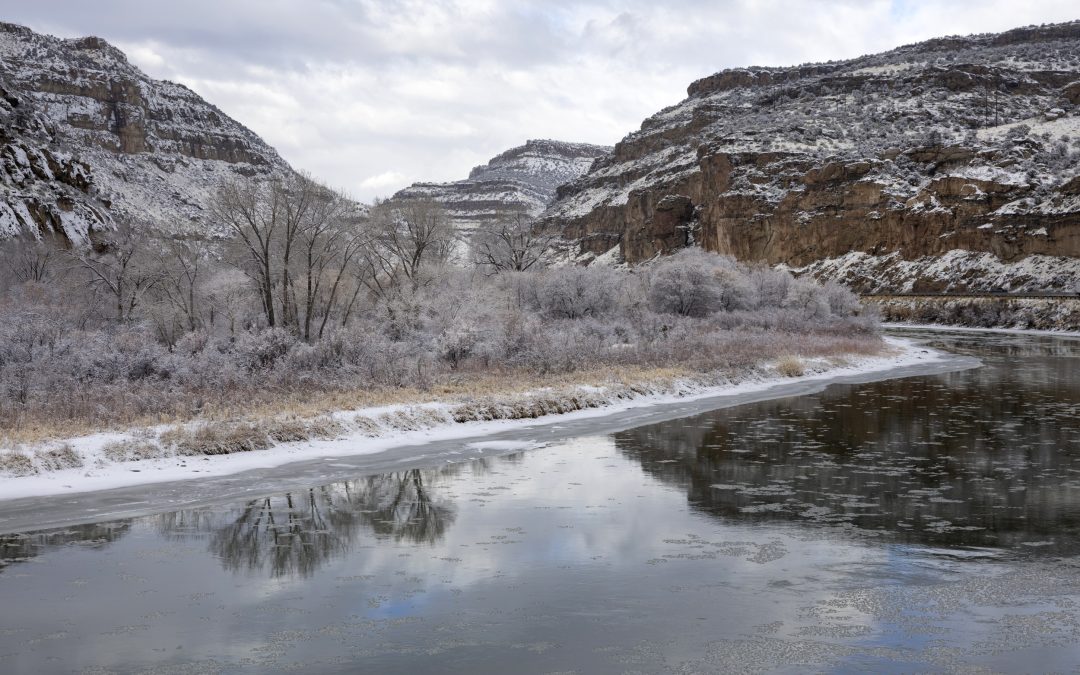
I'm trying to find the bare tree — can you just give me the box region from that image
[213,177,280,327]
[352,199,455,300]
[214,172,327,330]
[68,222,163,323]
[0,237,58,286]
[471,208,552,274]
[157,236,213,332]
[293,187,370,340]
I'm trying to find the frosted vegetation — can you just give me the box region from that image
[0,174,877,439]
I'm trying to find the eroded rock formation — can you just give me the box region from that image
[0,22,290,243]
[544,22,1080,292]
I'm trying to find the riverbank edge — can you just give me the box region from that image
[0,337,947,502]
[886,322,1080,338]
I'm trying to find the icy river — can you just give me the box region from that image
[1,329,1079,673]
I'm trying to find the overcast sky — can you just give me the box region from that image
[2,1,1077,201]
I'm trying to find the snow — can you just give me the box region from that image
[886,323,1080,338]
[0,22,292,240]
[392,139,610,242]
[0,337,951,501]
[796,249,1080,293]
[847,62,924,77]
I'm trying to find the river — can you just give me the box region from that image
[1,329,1078,673]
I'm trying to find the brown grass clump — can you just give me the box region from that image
[33,444,83,471]
[0,450,37,476]
[775,356,806,378]
[264,415,344,443]
[162,423,271,457]
[101,438,169,463]
[265,418,311,443]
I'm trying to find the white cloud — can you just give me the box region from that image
[1,0,1077,201]
[359,170,408,192]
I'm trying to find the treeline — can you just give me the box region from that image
[0,173,878,436]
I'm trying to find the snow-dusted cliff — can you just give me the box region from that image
[544,22,1080,293]
[0,22,291,243]
[392,139,609,238]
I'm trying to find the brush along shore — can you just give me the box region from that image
[0,340,910,488]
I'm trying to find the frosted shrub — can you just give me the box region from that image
[821,281,862,317]
[532,266,621,319]
[748,267,794,308]
[0,241,880,434]
[784,279,831,320]
[648,249,724,317]
[235,328,296,371]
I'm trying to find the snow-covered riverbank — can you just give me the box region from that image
[886,322,1080,338]
[0,337,953,502]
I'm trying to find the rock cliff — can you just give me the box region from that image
[392,139,609,241]
[544,22,1080,292]
[0,22,291,244]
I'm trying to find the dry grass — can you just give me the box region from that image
[265,415,344,443]
[161,423,271,457]
[101,438,170,463]
[0,341,886,448]
[0,450,36,476]
[775,355,806,378]
[33,444,83,471]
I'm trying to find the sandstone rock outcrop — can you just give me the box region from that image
[0,22,291,243]
[391,139,609,248]
[544,21,1080,292]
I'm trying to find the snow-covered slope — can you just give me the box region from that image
[391,139,610,241]
[0,22,291,243]
[544,21,1080,292]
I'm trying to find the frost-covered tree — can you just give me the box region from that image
[471,208,552,274]
[68,222,164,323]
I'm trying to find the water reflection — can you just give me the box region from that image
[155,469,455,578]
[615,331,1080,553]
[1,331,1079,672]
[0,521,132,573]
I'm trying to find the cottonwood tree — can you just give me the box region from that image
[471,208,552,274]
[214,172,355,333]
[68,222,164,323]
[202,267,257,335]
[293,189,370,340]
[353,198,455,300]
[213,177,280,327]
[156,236,214,333]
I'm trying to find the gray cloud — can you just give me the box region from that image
[1,0,1077,200]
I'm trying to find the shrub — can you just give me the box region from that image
[101,438,168,463]
[164,423,271,456]
[0,450,37,476]
[34,444,83,471]
[775,355,806,377]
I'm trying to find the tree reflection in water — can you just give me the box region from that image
[156,468,456,578]
[0,521,133,573]
[614,334,1080,554]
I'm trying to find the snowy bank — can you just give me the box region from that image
[886,322,1080,338]
[0,337,950,501]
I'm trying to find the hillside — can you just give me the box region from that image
[543,22,1080,293]
[0,22,290,244]
[392,139,609,242]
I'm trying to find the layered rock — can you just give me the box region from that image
[544,21,1080,292]
[0,22,291,243]
[392,139,609,242]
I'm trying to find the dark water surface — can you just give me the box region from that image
[2,330,1079,674]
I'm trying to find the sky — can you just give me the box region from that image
[1,0,1077,202]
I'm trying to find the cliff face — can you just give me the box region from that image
[0,22,291,243]
[544,22,1080,293]
[392,139,610,239]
